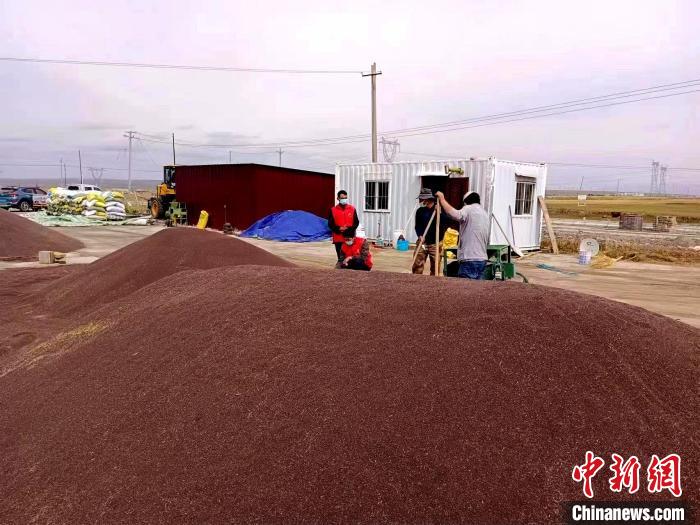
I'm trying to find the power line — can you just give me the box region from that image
[383,78,700,135]
[547,162,700,172]
[0,162,160,173]
[137,133,279,155]
[135,138,162,168]
[555,172,652,179]
[387,88,700,141]
[397,155,700,175]
[667,167,700,172]
[402,151,462,159]
[2,159,699,181]
[548,162,651,169]
[193,80,697,145]
[135,83,700,149]
[0,56,364,75]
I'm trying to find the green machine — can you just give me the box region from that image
[442,244,528,282]
[165,201,188,227]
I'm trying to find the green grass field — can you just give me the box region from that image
[545,196,700,223]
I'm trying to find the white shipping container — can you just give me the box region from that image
[335,157,547,251]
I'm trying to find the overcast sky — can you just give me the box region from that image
[1,0,699,193]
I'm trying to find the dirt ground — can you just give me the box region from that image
[0,225,164,269]
[1,225,698,328]
[551,218,700,246]
[545,218,700,264]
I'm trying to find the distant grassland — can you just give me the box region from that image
[545,196,700,223]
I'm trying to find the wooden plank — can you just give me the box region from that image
[435,201,441,277]
[538,196,559,254]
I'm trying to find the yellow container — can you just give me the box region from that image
[443,227,459,258]
[197,210,209,229]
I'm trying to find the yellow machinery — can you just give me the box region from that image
[148,165,177,219]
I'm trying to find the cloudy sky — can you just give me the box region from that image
[1,0,699,193]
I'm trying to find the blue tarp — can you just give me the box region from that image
[241,210,331,242]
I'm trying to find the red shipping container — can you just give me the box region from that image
[174,164,335,231]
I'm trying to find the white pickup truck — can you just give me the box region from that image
[65,184,103,195]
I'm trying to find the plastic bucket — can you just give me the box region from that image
[578,250,592,265]
[396,239,409,251]
[392,229,405,249]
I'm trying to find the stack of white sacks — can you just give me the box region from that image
[46,188,127,221]
[81,191,126,221]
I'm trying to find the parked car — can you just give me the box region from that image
[0,186,48,212]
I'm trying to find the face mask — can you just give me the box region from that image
[345,239,353,245]
[339,198,348,205]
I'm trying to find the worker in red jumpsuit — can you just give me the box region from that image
[336,230,373,271]
[327,190,360,261]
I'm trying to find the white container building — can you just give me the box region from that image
[335,157,547,251]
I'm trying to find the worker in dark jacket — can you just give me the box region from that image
[327,190,360,261]
[412,188,448,275]
[336,230,373,271]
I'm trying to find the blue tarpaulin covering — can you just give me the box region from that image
[241,210,331,242]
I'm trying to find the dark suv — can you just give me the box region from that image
[0,186,48,212]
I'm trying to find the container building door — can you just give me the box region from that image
[421,176,469,231]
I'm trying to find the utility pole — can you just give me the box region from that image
[579,176,584,191]
[172,133,176,165]
[229,150,232,163]
[616,178,621,195]
[78,150,83,184]
[362,62,382,162]
[277,148,283,167]
[59,158,63,185]
[124,131,135,191]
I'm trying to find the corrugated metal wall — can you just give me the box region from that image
[176,164,335,230]
[489,159,547,249]
[336,158,547,250]
[336,159,493,242]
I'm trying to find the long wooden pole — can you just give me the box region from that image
[435,201,441,277]
[537,196,559,254]
[411,208,436,268]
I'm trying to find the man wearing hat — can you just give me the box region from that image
[412,188,447,275]
[435,190,489,279]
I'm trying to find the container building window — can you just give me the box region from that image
[514,178,536,215]
[365,181,389,211]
